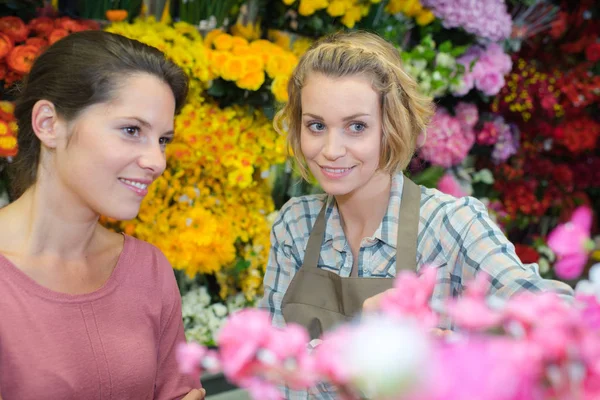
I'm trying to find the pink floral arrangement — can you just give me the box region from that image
[420,0,512,41]
[419,107,475,167]
[455,43,513,96]
[177,210,599,399]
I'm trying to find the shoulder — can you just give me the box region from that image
[120,235,178,291]
[271,194,328,247]
[418,186,491,230]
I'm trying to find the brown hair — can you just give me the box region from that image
[10,30,188,198]
[274,30,434,179]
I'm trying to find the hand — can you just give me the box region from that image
[362,288,397,313]
[182,388,206,400]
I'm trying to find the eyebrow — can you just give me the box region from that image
[302,113,371,121]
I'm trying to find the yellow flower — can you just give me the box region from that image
[340,5,363,28]
[204,29,224,48]
[231,21,262,41]
[266,53,296,79]
[237,71,265,91]
[298,0,329,16]
[416,9,435,25]
[271,75,290,102]
[213,33,234,51]
[0,101,14,114]
[242,54,265,73]
[326,0,347,17]
[282,0,296,4]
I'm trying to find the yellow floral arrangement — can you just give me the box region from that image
[203,29,299,103]
[105,17,211,95]
[281,0,382,28]
[385,0,435,25]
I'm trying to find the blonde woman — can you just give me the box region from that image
[259,31,572,398]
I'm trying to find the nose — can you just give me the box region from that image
[138,142,166,176]
[322,131,346,161]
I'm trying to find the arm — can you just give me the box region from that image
[155,267,203,399]
[444,196,574,299]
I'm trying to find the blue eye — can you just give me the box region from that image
[308,122,326,132]
[349,122,366,133]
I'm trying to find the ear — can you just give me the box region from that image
[31,100,63,149]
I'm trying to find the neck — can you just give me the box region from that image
[335,172,392,233]
[2,178,101,259]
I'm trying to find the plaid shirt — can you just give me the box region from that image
[258,172,573,399]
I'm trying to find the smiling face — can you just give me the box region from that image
[51,73,176,220]
[300,72,386,198]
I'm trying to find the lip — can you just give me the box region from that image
[319,165,355,179]
[118,177,152,197]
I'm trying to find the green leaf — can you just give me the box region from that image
[411,166,445,188]
[438,40,452,53]
[206,79,226,97]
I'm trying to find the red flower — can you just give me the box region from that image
[514,244,540,264]
[558,117,600,153]
[25,37,48,51]
[6,44,40,75]
[585,42,600,62]
[551,164,574,193]
[28,17,54,37]
[0,16,29,43]
[0,32,14,59]
[48,28,68,45]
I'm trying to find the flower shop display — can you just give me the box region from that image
[0,0,598,350]
[176,210,600,399]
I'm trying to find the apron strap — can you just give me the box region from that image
[301,176,421,272]
[301,199,328,270]
[395,177,421,271]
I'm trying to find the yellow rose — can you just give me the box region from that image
[266,53,296,79]
[271,75,290,103]
[213,33,234,51]
[204,29,224,48]
[237,71,265,91]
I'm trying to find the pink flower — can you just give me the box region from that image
[445,273,503,331]
[454,102,479,129]
[217,309,275,381]
[477,121,500,145]
[379,267,439,329]
[547,206,594,280]
[176,342,207,381]
[419,109,475,167]
[437,174,467,198]
[474,69,505,96]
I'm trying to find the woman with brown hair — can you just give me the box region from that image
[0,31,204,399]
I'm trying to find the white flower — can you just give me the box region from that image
[344,316,431,398]
[435,52,456,69]
[575,263,600,301]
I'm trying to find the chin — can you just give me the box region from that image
[100,206,141,222]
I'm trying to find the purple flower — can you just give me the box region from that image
[491,118,519,163]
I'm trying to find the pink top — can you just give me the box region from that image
[0,235,199,399]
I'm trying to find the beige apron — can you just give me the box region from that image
[281,177,421,339]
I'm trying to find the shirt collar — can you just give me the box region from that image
[322,173,405,251]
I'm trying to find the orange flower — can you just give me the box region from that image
[48,28,69,45]
[106,10,129,22]
[0,16,29,43]
[0,32,14,59]
[0,134,17,157]
[7,44,40,74]
[237,71,265,91]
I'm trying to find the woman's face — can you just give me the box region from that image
[300,72,384,199]
[51,73,176,220]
